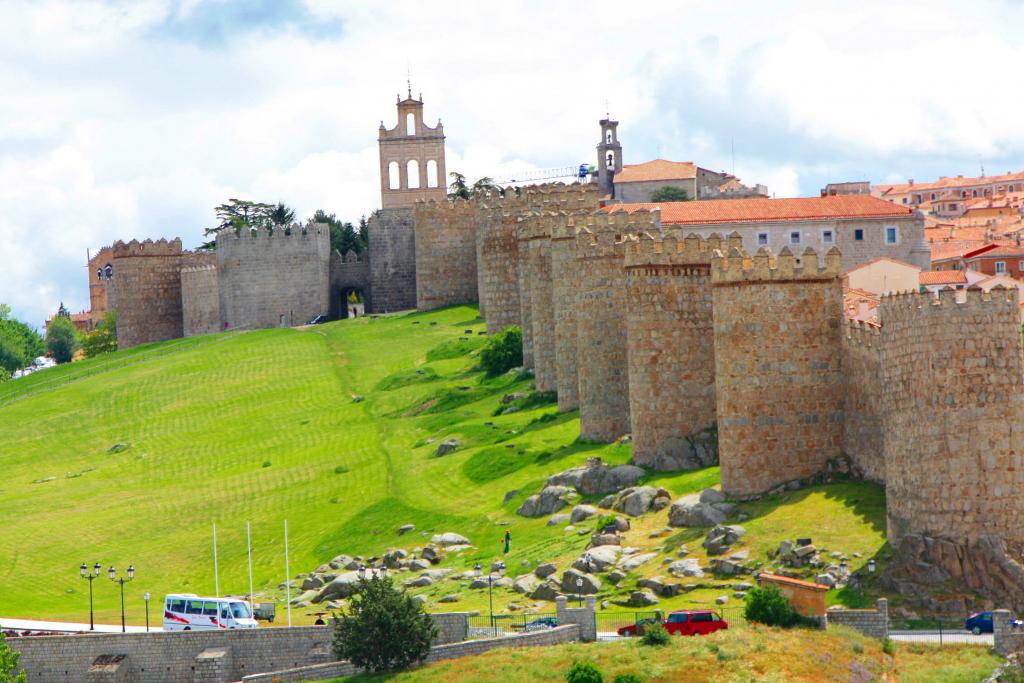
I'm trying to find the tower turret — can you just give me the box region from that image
[596,118,623,198]
[378,87,447,209]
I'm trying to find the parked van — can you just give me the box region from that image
[163,594,258,631]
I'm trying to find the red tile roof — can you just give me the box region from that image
[757,572,829,592]
[919,270,967,285]
[609,195,915,225]
[965,245,1024,259]
[614,159,697,184]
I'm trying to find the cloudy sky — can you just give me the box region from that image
[3,0,1024,327]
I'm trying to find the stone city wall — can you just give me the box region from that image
[110,239,185,349]
[368,208,417,313]
[88,246,114,328]
[10,613,470,683]
[414,200,480,311]
[329,249,371,318]
[879,286,1024,546]
[180,251,220,337]
[550,211,589,411]
[841,320,885,483]
[574,209,654,441]
[216,224,331,330]
[523,212,556,391]
[711,246,845,499]
[624,229,735,470]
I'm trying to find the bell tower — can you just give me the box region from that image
[378,85,447,209]
[596,118,622,198]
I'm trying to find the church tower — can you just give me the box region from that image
[596,118,623,198]
[378,86,447,209]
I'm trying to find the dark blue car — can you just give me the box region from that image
[965,611,1022,634]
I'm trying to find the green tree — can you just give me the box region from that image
[566,660,604,683]
[270,202,296,226]
[649,186,691,202]
[0,335,26,374]
[0,632,27,683]
[744,584,798,627]
[0,305,44,368]
[46,315,78,364]
[312,210,365,255]
[480,326,523,377]
[331,574,436,672]
[357,215,369,252]
[472,177,502,197]
[82,311,117,358]
[206,199,277,236]
[448,172,471,200]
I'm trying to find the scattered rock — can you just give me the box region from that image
[618,553,657,572]
[329,554,356,570]
[607,569,626,584]
[407,559,431,572]
[575,545,621,573]
[560,568,601,594]
[611,486,672,517]
[513,574,541,595]
[699,488,726,504]
[733,582,754,591]
[628,590,660,607]
[421,545,444,563]
[711,559,743,576]
[301,575,324,591]
[590,532,620,547]
[816,573,837,588]
[351,395,364,403]
[715,595,729,605]
[547,514,570,527]
[397,524,415,535]
[677,546,690,557]
[435,439,460,456]
[668,494,727,528]
[431,532,470,546]
[529,580,561,601]
[703,525,746,556]
[795,544,817,558]
[405,575,435,588]
[598,494,616,509]
[637,577,664,593]
[534,563,558,579]
[668,559,704,578]
[502,490,520,503]
[314,572,366,602]
[516,485,574,517]
[545,457,645,496]
[107,443,130,454]
[570,505,597,524]
[421,569,454,582]
[438,594,461,603]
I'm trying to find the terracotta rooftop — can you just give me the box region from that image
[844,256,920,275]
[757,572,829,592]
[919,270,968,285]
[930,241,991,262]
[965,245,1024,259]
[614,159,697,184]
[610,195,915,225]
[875,170,1024,196]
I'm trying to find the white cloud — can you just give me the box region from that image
[2,0,1024,326]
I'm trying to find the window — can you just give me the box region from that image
[231,602,252,619]
[789,231,801,245]
[605,129,613,143]
[668,613,688,623]
[406,112,415,136]
[426,159,439,188]
[885,226,898,245]
[606,151,615,168]
[1011,185,1017,192]
[711,614,722,622]
[930,193,936,200]
[167,598,186,613]
[104,263,113,279]
[822,229,834,244]
[388,161,400,190]
[996,261,1007,274]
[854,229,864,241]
[973,190,979,198]
[692,613,712,623]
[202,601,218,616]
[962,191,968,198]
[902,198,908,204]
[407,159,420,189]
[757,232,768,246]
[1018,260,1024,270]
[187,600,205,615]
[97,269,103,280]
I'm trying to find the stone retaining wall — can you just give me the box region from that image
[241,624,581,682]
[826,598,888,639]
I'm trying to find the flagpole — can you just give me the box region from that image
[284,519,292,627]
[213,521,220,597]
[247,521,255,612]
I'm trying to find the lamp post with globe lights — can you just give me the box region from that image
[108,565,134,633]
[79,562,102,631]
[143,592,151,632]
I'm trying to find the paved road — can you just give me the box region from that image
[0,617,159,634]
[889,629,992,645]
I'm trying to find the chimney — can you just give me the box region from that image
[908,179,914,185]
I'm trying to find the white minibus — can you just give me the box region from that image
[163,594,258,631]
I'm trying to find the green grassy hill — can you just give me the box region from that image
[0,306,888,625]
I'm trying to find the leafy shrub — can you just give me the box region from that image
[334,465,350,474]
[332,574,436,672]
[479,326,523,377]
[566,660,604,683]
[82,311,117,358]
[640,622,670,646]
[611,674,643,683]
[261,461,272,468]
[882,637,895,655]
[744,584,798,627]
[46,315,78,364]
[0,632,27,683]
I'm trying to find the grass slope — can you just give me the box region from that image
[0,305,889,625]
[325,625,1000,683]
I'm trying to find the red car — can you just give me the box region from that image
[663,610,729,636]
[616,617,661,637]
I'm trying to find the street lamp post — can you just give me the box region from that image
[475,562,505,634]
[108,565,134,633]
[143,592,150,632]
[79,562,102,631]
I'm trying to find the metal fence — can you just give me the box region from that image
[595,608,739,636]
[888,616,990,645]
[466,612,557,639]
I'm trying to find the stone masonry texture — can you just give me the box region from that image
[180,252,220,337]
[826,599,889,640]
[413,199,479,311]
[111,239,186,349]
[624,229,738,469]
[550,211,588,411]
[216,224,331,331]
[712,246,845,498]
[368,208,417,313]
[524,212,556,391]
[575,211,640,442]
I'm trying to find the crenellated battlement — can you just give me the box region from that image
[585,207,659,237]
[711,245,842,284]
[624,230,743,268]
[112,238,183,258]
[844,317,882,348]
[215,223,328,244]
[879,284,1020,320]
[576,225,635,259]
[551,210,591,240]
